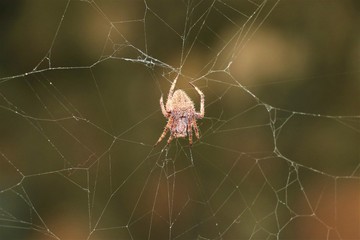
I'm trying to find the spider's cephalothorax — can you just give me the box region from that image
[155,78,204,146]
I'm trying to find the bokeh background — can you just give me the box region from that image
[1,0,359,239]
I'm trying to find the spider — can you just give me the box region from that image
[155,78,204,146]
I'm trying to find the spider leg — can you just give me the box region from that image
[188,119,193,146]
[167,134,174,145]
[189,82,204,119]
[155,118,172,146]
[192,118,200,139]
[155,127,169,146]
[160,95,169,117]
[167,76,179,101]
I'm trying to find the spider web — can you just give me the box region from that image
[1,0,360,239]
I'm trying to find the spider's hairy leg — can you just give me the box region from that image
[167,76,179,100]
[189,82,205,119]
[155,118,172,146]
[155,127,168,146]
[167,134,174,145]
[160,95,169,117]
[192,118,200,139]
[188,120,193,146]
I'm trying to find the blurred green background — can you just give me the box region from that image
[0,0,359,239]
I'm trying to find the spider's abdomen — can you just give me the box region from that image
[170,90,195,111]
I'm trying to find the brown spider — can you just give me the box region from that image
[155,78,204,146]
